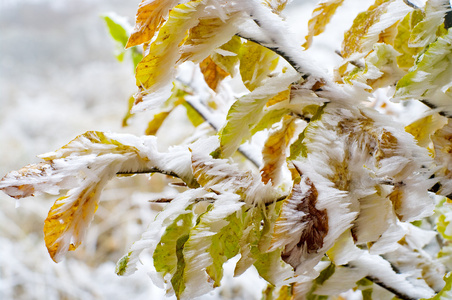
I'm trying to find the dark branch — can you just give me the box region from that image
[365,276,417,300]
[185,98,261,168]
[403,0,419,9]
[117,167,179,178]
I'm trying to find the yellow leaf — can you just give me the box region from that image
[262,0,290,15]
[199,56,230,91]
[126,0,178,48]
[405,114,447,148]
[261,116,297,185]
[135,0,205,92]
[239,40,279,91]
[44,185,101,262]
[394,9,424,70]
[211,35,242,76]
[180,15,241,63]
[303,0,345,49]
[342,0,393,58]
[266,88,290,107]
[145,111,171,135]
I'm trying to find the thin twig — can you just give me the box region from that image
[365,276,416,300]
[185,98,261,168]
[403,0,420,9]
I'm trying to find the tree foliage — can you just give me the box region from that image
[3,0,452,299]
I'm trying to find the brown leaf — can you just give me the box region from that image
[271,172,328,271]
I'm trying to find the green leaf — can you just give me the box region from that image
[219,72,298,158]
[171,234,190,298]
[306,262,336,300]
[250,108,290,135]
[394,28,452,115]
[102,14,129,47]
[153,211,194,276]
[394,9,424,70]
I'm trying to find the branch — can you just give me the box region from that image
[185,97,262,168]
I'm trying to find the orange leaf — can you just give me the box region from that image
[200,56,230,91]
[261,116,297,185]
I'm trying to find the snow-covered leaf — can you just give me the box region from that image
[0,131,197,261]
[239,40,279,91]
[126,0,179,48]
[394,9,424,70]
[219,71,299,158]
[261,116,298,185]
[395,28,452,116]
[303,0,345,49]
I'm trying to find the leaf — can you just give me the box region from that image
[303,0,345,49]
[180,15,241,63]
[420,272,452,300]
[250,108,291,135]
[432,122,452,196]
[126,0,179,48]
[342,0,406,59]
[145,111,170,135]
[262,0,290,15]
[199,56,230,91]
[210,35,242,76]
[0,131,199,261]
[153,211,194,278]
[190,139,279,205]
[134,0,206,111]
[181,195,244,298]
[239,40,279,91]
[219,71,299,158]
[261,116,298,185]
[409,0,450,48]
[342,43,404,89]
[405,113,447,148]
[101,13,131,62]
[394,9,424,70]
[394,28,452,115]
[134,1,243,112]
[270,173,329,273]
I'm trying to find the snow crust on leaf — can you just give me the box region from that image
[126,0,179,48]
[303,0,345,49]
[432,121,452,196]
[260,116,298,185]
[119,188,209,276]
[190,137,280,205]
[181,194,244,299]
[409,0,450,48]
[0,131,197,262]
[342,0,411,60]
[320,230,436,299]
[219,70,300,158]
[274,103,434,274]
[395,28,452,116]
[270,163,354,276]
